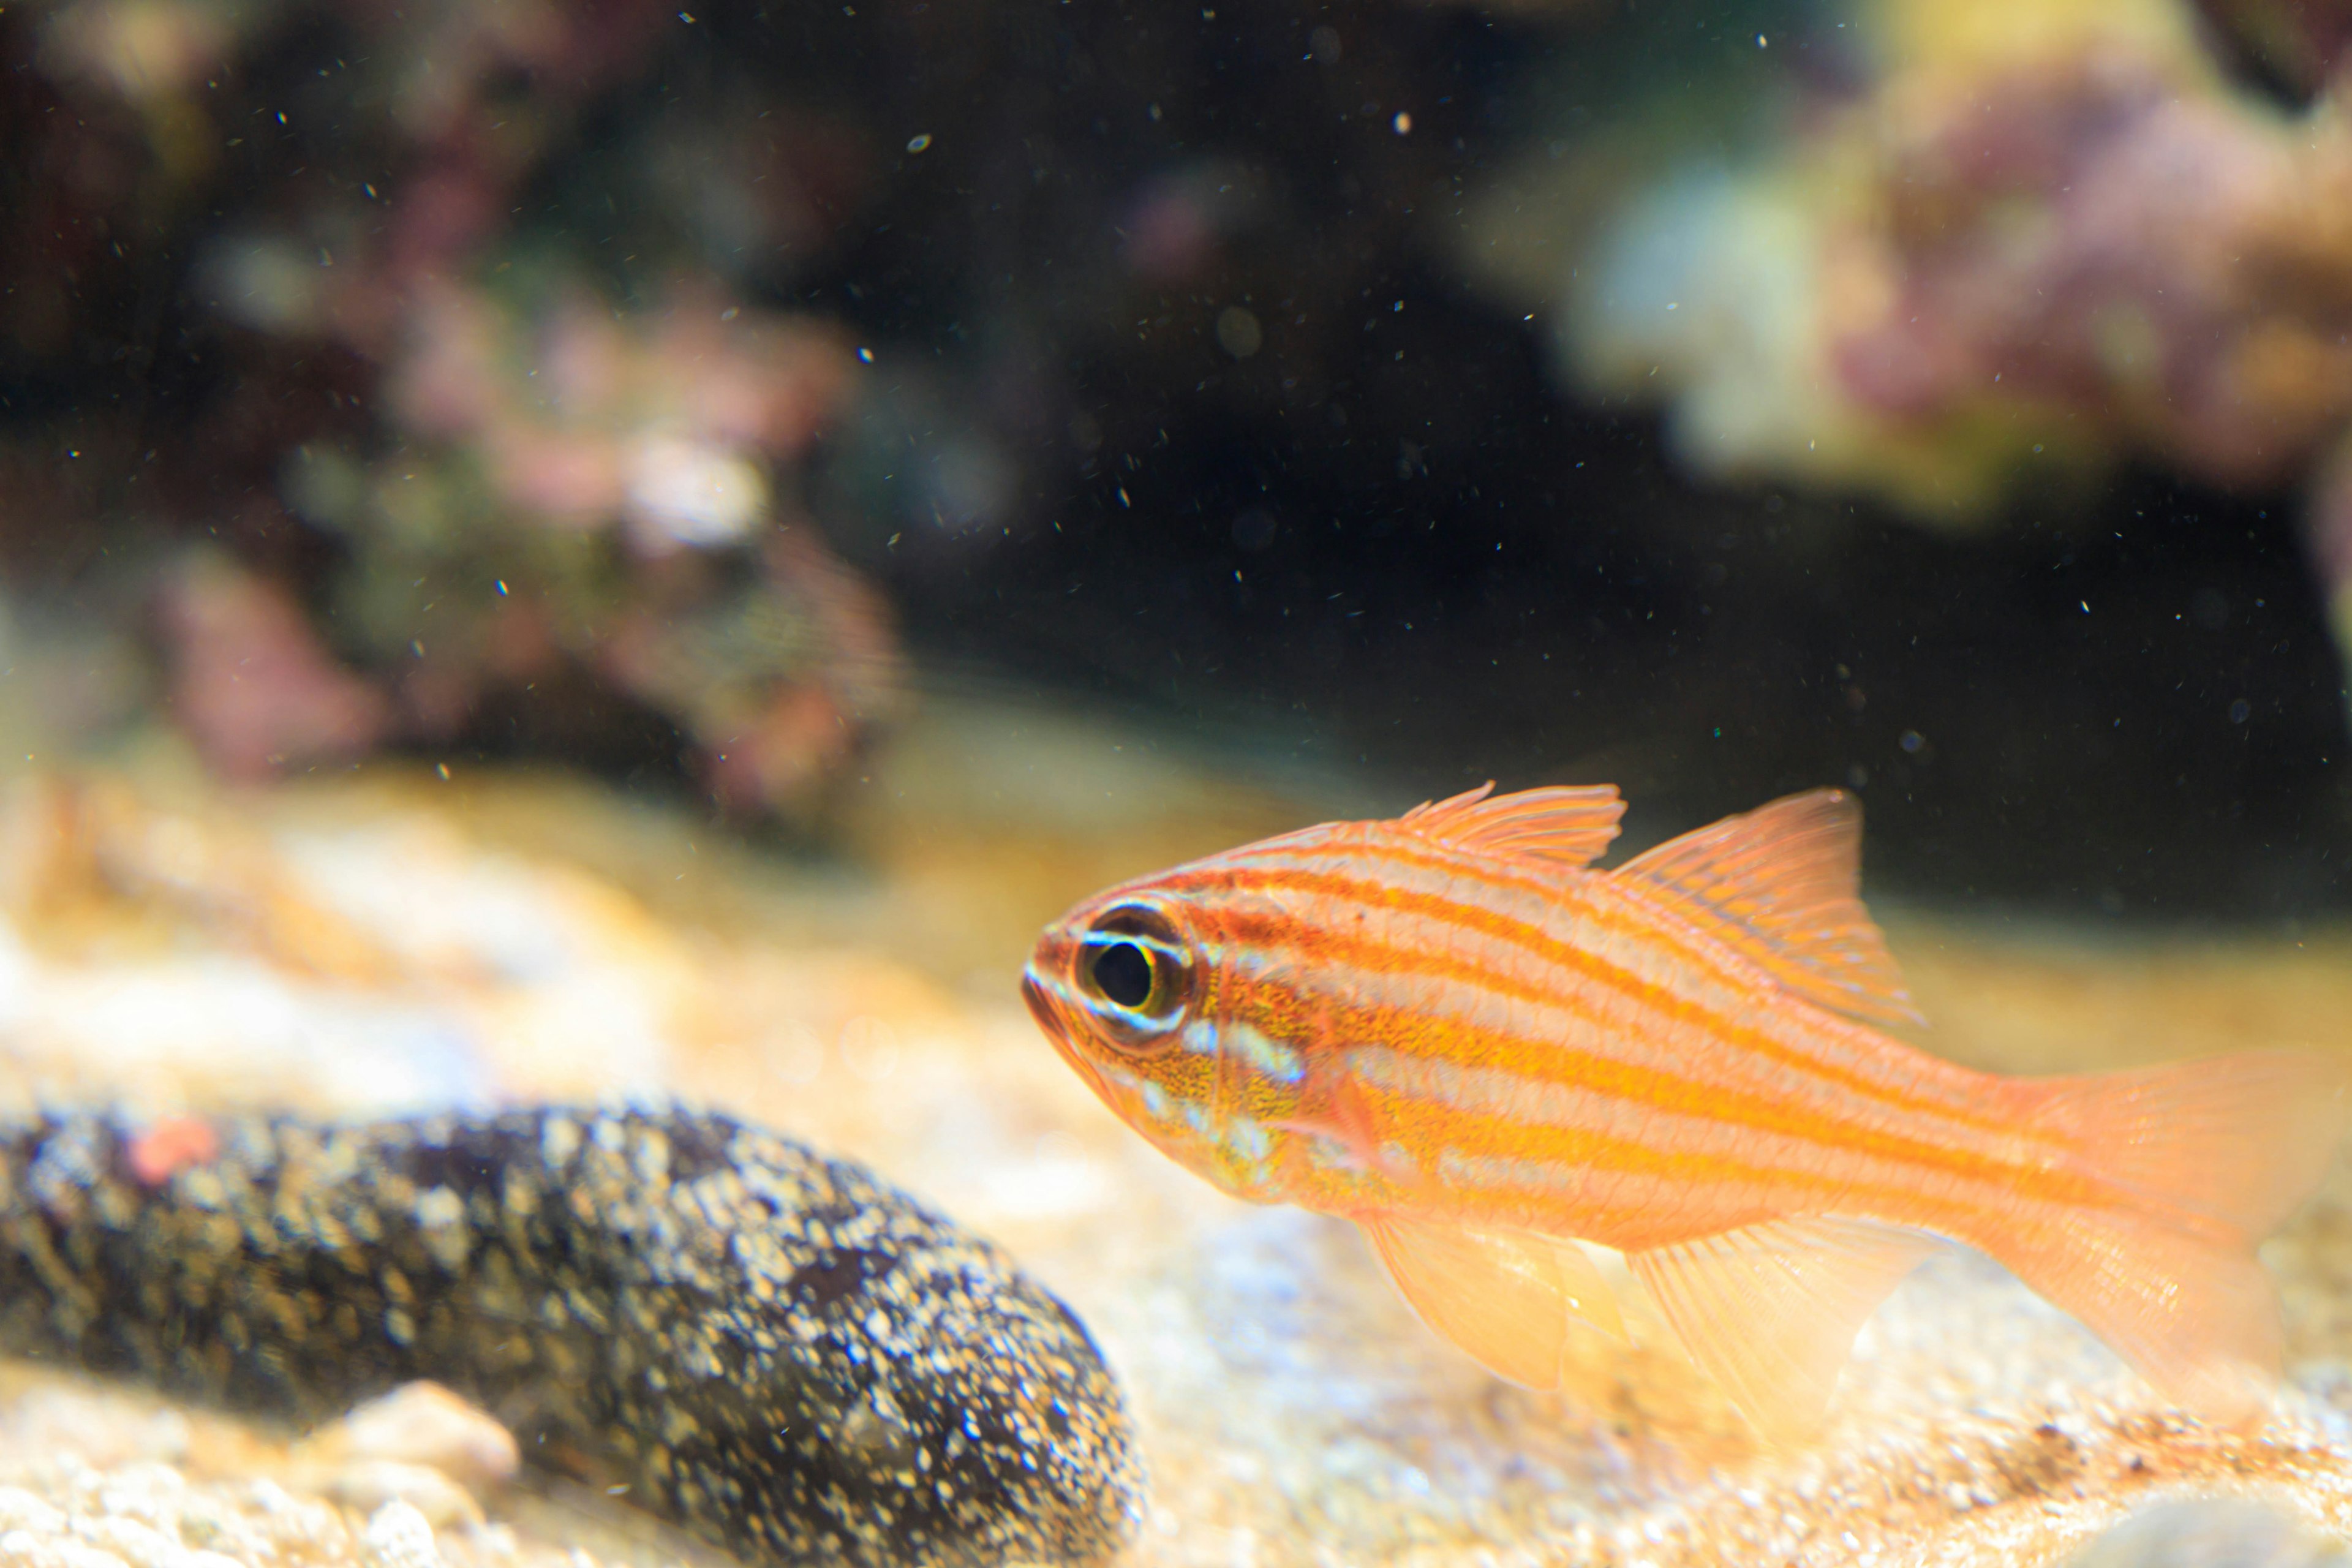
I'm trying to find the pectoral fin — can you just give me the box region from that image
[1360,1214,1626,1389]
[1625,1215,1942,1444]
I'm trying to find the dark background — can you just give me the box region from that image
[6,0,2343,918]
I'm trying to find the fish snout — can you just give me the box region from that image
[1023,960,1115,1102]
[1020,967,1062,1038]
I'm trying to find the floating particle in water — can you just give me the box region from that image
[1216,306,1263,359]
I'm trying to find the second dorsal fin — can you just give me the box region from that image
[1613,789,1922,1027]
[1400,782,1626,869]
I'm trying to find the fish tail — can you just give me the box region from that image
[1980,1047,2351,1422]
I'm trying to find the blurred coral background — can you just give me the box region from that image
[4,0,2351,911]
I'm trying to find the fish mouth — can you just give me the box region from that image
[1019,970,1058,1035]
[1020,967,1082,1064]
[1021,965,1112,1098]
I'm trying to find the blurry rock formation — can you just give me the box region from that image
[2,0,895,816]
[1476,0,2352,684]
[6,0,2351,895]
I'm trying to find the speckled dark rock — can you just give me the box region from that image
[0,1107,1144,1568]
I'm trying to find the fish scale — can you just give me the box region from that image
[1026,781,2352,1442]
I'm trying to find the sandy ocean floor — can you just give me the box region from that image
[1,696,2350,1568]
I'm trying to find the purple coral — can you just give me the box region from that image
[157,555,391,780]
[1834,53,2352,488]
[6,0,897,816]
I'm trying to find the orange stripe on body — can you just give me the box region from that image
[1181,840,2034,1139]
[1344,1072,1909,1246]
[1307,982,2098,1223]
[1334,1042,2028,1248]
[1207,883,2002,1132]
[1142,841,2129,1238]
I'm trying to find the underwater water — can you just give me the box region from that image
[5,1,2352,1565]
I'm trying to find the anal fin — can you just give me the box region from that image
[1360,1214,1626,1389]
[1626,1215,1941,1443]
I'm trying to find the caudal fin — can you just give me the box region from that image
[1989,1047,2351,1422]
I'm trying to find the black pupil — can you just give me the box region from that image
[1092,942,1154,1008]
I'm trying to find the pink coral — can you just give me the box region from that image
[378,277,853,546]
[1834,54,2352,488]
[157,554,390,780]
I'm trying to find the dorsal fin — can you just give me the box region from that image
[1613,789,1922,1027]
[1400,782,1625,869]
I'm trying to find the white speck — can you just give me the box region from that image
[361,1498,446,1568]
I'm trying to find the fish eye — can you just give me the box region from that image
[1076,905,1194,1040]
[1091,941,1154,1007]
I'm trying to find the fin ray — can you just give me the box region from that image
[1615,788,1922,1027]
[1401,782,1626,869]
[1626,1215,1940,1442]
[1991,1210,2278,1425]
[1360,1215,1626,1389]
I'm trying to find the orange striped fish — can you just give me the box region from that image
[1021,782,2351,1440]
